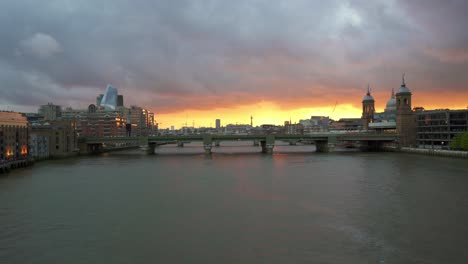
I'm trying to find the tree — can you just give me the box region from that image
[451,132,468,151]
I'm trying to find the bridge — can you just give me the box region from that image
[79,132,399,154]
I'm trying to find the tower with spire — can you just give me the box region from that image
[396,74,416,147]
[361,84,375,130]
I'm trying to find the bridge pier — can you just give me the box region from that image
[316,141,335,153]
[359,141,384,152]
[145,144,156,155]
[260,135,275,154]
[204,144,212,154]
[203,134,213,155]
[88,143,103,154]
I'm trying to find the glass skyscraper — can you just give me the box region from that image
[100,85,118,110]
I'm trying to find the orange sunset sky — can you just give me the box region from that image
[153,90,468,129]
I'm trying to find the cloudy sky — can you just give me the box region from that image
[1,0,468,127]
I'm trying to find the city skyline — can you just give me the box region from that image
[1,1,468,128]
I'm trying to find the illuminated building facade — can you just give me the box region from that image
[0,112,29,161]
[126,106,156,136]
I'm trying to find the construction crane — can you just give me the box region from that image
[332,100,338,114]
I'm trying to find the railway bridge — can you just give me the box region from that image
[79,132,398,154]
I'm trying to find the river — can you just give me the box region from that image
[1,143,468,263]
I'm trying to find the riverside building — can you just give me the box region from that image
[0,112,29,161]
[415,108,468,149]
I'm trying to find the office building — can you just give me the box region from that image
[100,85,118,110]
[415,109,468,149]
[96,94,104,106]
[117,95,124,107]
[38,103,62,120]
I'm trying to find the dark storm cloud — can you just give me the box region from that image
[1,0,467,112]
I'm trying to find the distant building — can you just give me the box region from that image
[215,119,221,129]
[258,124,283,134]
[100,85,118,110]
[0,112,29,161]
[300,116,329,133]
[117,95,124,107]
[284,123,304,134]
[415,109,468,149]
[225,124,252,134]
[96,94,104,106]
[38,103,62,120]
[329,118,362,131]
[25,113,44,122]
[88,104,97,113]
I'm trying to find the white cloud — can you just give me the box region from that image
[20,32,62,58]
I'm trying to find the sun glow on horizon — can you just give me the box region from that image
[154,101,363,129]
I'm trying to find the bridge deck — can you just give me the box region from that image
[81,132,398,144]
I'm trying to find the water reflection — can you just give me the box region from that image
[1,150,467,263]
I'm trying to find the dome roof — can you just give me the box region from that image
[385,88,396,112]
[386,98,396,108]
[362,84,374,102]
[397,86,411,94]
[396,74,411,94]
[363,94,374,101]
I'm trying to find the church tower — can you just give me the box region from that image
[396,74,416,147]
[361,84,375,130]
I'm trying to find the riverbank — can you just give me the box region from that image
[394,147,468,158]
[0,160,34,174]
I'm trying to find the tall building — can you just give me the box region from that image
[100,85,118,110]
[215,119,221,129]
[0,112,29,161]
[38,103,62,120]
[96,94,104,106]
[396,75,416,147]
[117,95,124,107]
[126,106,153,136]
[361,85,375,130]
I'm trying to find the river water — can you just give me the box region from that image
[1,143,468,264]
